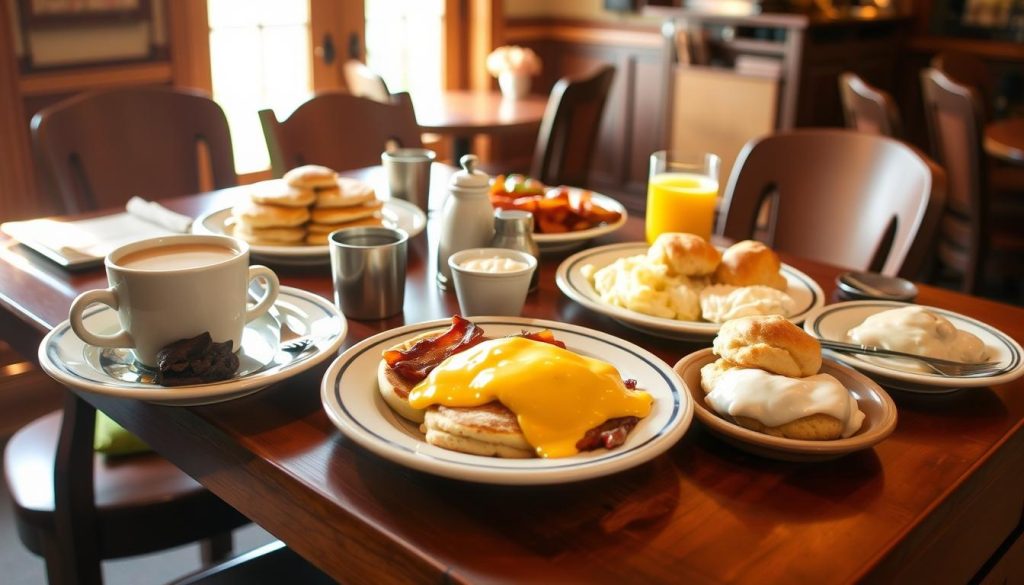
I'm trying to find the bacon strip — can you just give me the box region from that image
[575,416,640,452]
[383,315,485,383]
[519,329,566,349]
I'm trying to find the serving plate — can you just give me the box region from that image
[674,348,897,462]
[192,200,426,266]
[320,317,692,485]
[39,287,346,405]
[556,242,825,340]
[803,301,1024,393]
[528,189,628,253]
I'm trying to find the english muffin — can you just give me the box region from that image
[315,177,377,208]
[283,164,339,190]
[231,224,306,245]
[421,404,534,458]
[311,201,383,225]
[248,179,316,207]
[231,200,310,228]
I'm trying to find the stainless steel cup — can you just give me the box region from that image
[382,148,436,211]
[328,227,408,320]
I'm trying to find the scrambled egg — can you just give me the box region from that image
[583,254,796,323]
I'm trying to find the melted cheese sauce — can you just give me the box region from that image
[847,306,987,363]
[407,337,652,458]
[706,368,864,438]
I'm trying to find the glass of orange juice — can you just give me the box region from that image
[645,151,721,243]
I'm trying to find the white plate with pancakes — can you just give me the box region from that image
[192,199,426,266]
[39,287,347,406]
[675,348,897,461]
[556,242,826,340]
[803,301,1024,392]
[320,317,693,485]
[528,189,628,253]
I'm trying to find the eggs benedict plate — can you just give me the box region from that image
[320,317,692,485]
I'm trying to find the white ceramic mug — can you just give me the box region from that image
[69,234,279,367]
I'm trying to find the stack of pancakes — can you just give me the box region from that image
[230,164,383,246]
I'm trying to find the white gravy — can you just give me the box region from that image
[847,306,987,363]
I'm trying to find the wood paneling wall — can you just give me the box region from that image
[0,1,42,221]
[505,19,663,213]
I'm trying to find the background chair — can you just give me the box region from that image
[920,68,1024,295]
[342,59,391,104]
[838,72,903,138]
[529,64,615,187]
[716,129,945,279]
[260,92,422,177]
[32,87,237,214]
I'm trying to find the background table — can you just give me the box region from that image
[1,173,1024,584]
[985,118,1024,164]
[413,90,548,161]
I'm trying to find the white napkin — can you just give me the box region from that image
[125,197,193,233]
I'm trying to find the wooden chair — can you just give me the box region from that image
[31,87,237,214]
[717,129,946,279]
[920,68,1024,295]
[838,72,903,138]
[931,51,997,121]
[259,91,422,177]
[342,59,391,103]
[529,64,616,187]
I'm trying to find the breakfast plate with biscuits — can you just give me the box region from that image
[803,301,1024,392]
[556,237,826,340]
[39,287,346,406]
[320,316,692,485]
[192,166,426,266]
[674,315,897,461]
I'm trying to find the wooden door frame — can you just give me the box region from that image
[0,0,41,221]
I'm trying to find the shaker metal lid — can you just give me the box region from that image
[450,154,491,189]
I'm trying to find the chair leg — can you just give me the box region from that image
[200,532,234,564]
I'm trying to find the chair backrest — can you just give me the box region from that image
[931,51,996,121]
[717,129,946,279]
[530,64,615,187]
[838,72,903,138]
[32,87,237,214]
[342,59,391,103]
[260,91,422,177]
[920,67,988,292]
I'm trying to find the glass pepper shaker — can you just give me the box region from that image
[490,208,540,292]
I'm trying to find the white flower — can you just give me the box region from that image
[486,46,541,77]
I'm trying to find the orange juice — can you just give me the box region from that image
[645,172,719,243]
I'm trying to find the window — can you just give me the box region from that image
[207,0,312,174]
[364,0,444,97]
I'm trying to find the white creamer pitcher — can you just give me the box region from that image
[436,154,495,289]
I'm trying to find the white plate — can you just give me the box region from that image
[320,317,692,485]
[802,300,1024,392]
[39,287,347,405]
[192,200,427,266]
[529,189,628,253]
[555,242,826,340]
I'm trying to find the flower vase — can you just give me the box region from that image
[498,72,531,100]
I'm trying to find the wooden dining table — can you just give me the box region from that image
[2,167,1024,584]
[412,90,548,161]
[985,118,1024,165]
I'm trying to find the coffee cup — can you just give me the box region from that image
[68,235,279,368]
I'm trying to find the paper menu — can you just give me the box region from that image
[1,200,193,268]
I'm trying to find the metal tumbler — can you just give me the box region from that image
[328,227,408,320]
[382,148,436,211]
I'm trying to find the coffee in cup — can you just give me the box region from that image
[69,234,279,368]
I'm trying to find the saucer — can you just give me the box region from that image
[39,287,347,405]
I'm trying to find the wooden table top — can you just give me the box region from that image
[985,118,1024,164]
[412,90,548,136]
[2,171,1024,584]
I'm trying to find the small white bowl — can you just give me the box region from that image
[448,248,537,316]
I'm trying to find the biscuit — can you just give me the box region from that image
[731,413,844,441]
[699,358,743,394]
[248,179,316,207]
[311,201,383,225]
[713,315,821,378]
[283,164,338,189]
[315,177,377,208]
[714,240,788,291]
[231,201,310,228]
[647,233,721,276]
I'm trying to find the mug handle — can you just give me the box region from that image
[69,289,134,348]
[246,265,280,322]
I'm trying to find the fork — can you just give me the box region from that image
[818,339,1005,377]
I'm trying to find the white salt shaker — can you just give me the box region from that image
[436,154,495,289]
